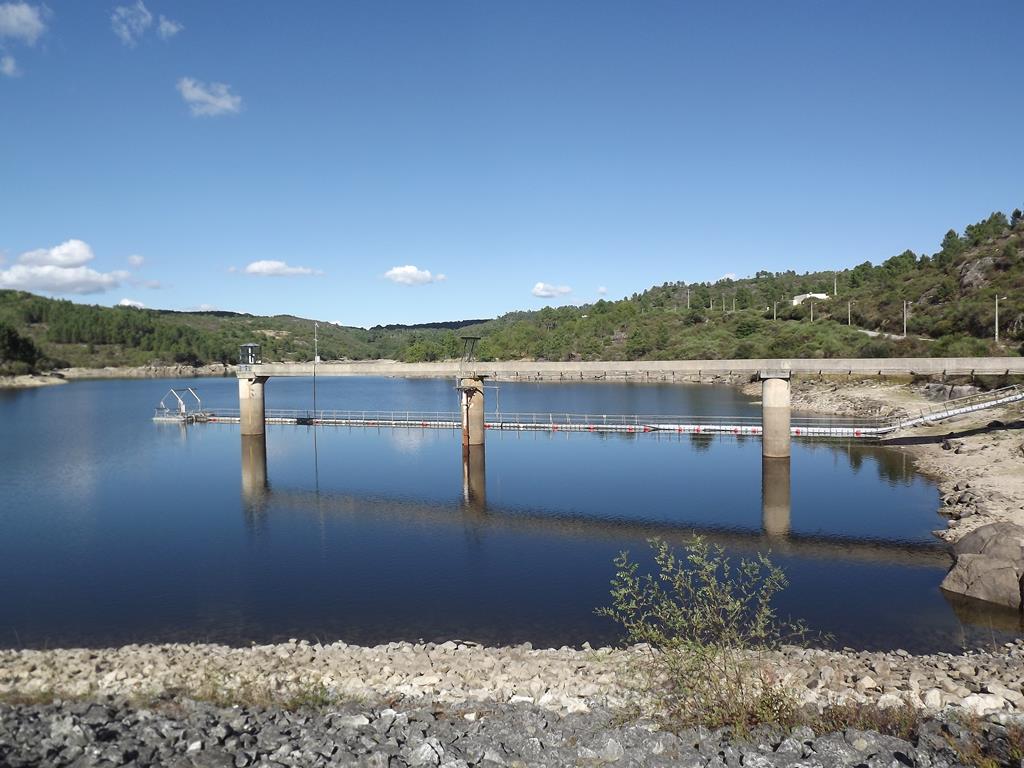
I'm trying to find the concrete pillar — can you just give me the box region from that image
[462,446,486,513]
[240,433,268,504]
[760,372,791,459]
[238,375,269,436]
[761,457,791,537]
[459,376,485,446]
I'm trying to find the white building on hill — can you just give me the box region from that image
[791,292,829,306]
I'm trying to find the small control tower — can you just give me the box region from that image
[239,343,262,366]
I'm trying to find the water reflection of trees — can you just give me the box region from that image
[688,434,715,452]
[804,440,916,486]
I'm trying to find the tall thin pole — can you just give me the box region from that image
[313,322,319,418]
[773,302,777,321]
[810,302,814,322]
[732,297,736,312]
[847,301,851,326]
[686,288,690,309]
[903,301,908,338]
[722,292,726,313]
[834,274,837,297]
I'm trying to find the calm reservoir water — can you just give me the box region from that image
[1,376,1019,653]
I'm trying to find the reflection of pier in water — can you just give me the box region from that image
[240,435,949,569]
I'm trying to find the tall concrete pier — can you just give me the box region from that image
[238,375,268,436]
[760,371,791,459]
[459,376,486,447]
[761,457,791,537]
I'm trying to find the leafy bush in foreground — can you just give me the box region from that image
[597,537,807,731]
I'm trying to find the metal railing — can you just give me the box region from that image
[152,384,1024,439]
[892,384,1024,431]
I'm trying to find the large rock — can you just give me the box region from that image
[941,554,1023,610]
[953,522,1024,562]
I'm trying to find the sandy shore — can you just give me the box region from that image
[748,377,1024,542]
[0,373,67,389]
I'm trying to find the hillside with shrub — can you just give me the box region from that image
[1,208,1021,373]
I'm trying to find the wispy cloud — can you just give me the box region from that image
[127,254,145,267]
[532,282,571,298]
[0,53,17,77]
[157,15,183,39]
[242,260,322,277]
[384,265,446,286]
[0,2,46,45]
[719,272,737,281]
[111,0,152,46]
[118,298,145,308]
[176,77,242,117]
[596,286,608,296]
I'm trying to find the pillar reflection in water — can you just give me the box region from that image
[241,433,269,510]
[761,456,791,537]
[462,446,487,514]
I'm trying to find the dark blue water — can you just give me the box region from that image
[1,376,1017,652]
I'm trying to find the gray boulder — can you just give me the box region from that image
[953,522,1024,562]
[941,554,1023,610]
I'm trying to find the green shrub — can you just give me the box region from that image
[597,537,806,731]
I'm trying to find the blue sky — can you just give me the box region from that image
[2,1,1022,327]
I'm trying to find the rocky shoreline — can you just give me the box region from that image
[4,639,1024,766]
[4,639,1024,719]
[0,364,236,389]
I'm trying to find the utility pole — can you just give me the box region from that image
[773,301,777,321]
[686,288,690,309]
[847,301,852,326]
[903,301,908,338]
[732,297,736,312]
[996,296,1007,343]
[810,302,814,322]
[722,292,726,313]
[833,273,837,297]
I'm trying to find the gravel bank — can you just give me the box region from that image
[5,639,1024,719]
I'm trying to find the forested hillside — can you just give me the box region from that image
[1,208,1021,374]
[472,208,1024,362]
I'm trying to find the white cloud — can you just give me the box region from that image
[242,260,322,277]
[0,264,129,294]
[532,282,571,298]
[596,286,608,295]
[384,265,446,286]
[118,298,145,308]
[19,239,95,267]
[127,254,145,267]
[176,77,242,117]
[719,272,737,281]
[0,2,46,45]
[196,303,217,311]
[111,0,152,46]
[1,54,18,77]
[157,15,183,39]
[0,239,131,294]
